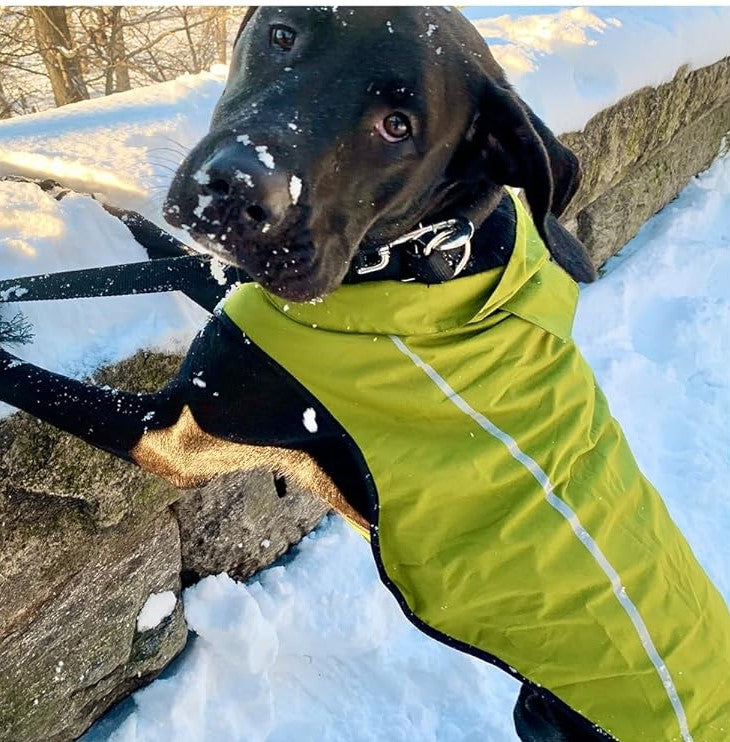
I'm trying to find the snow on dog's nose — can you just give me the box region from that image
[193,140,293,236]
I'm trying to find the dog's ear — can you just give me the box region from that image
[522,107,581,219]
[471,81,552,238]
[465,79,596,282]
[233,7,258,48]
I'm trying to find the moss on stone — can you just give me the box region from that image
[561,55,730,266]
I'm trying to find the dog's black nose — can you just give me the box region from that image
[197,143,292,230]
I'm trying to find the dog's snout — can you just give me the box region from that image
[197,143,292,230]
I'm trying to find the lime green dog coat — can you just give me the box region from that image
[224,193,730,741]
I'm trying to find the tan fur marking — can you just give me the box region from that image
[131,406,369,531]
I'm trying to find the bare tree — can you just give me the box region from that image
[107,7,130,93]
[0,79,12,119]
[214,7,228,65]
[0,8,42,116]
[0,6,248,118]
[0,311,34,346]
[29,6,88,106]
[76,6,131,95]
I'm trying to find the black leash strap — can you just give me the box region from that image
[101,205,198,261]
[0,254,242,314]
[0,178,514,320]
[0,176,249,313]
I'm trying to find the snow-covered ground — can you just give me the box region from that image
[0,6,728,742]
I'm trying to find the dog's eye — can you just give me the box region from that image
[270,24,296,51]
[376,112,412,143]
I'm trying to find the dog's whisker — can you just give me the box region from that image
[147,164,179,176]
[157,135,191,155]
[142,189,171,200]
[147,158,178,167]
[143,180,172,188]
[148,157,184,169]
[147,147,187,159]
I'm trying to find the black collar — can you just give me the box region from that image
[344,193,516,285]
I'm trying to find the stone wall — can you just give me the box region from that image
[0,352,328,741]
[560,56,730,268]
[1,55,729,742]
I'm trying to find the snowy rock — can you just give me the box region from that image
[0,491,186,742]
[173,468,328,585]
[137,591,177,631]
[560,56,730,267]
[0,350,328,741]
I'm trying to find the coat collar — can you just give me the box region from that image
[252,192,577,340]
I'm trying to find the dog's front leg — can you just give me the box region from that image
[0,344,271,492]
[0,346,184,463]
[0,344,287,493]
[0,323,369,529]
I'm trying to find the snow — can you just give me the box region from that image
[0,68,227,216]
[0,7,727,741]
[233,170,254,188]
[85,519,520,742]
[255,145,275,170]
[209,258,228,287]
[0,181,208,420]
[289,175,302,206]
[193,194,212,219]
[302,407,318,433]
[136,592,177,632]
[192,169,209,186]
[0,285,28,301]
[572,152,730,596]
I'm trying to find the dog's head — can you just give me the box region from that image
[165,7,594,302]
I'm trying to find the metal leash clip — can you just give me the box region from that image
[416,217,474,277]
[355,246,393,275]
[356,217,475,277]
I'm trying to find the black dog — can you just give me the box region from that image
[165,7,594,299]
[0,8,607,740]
